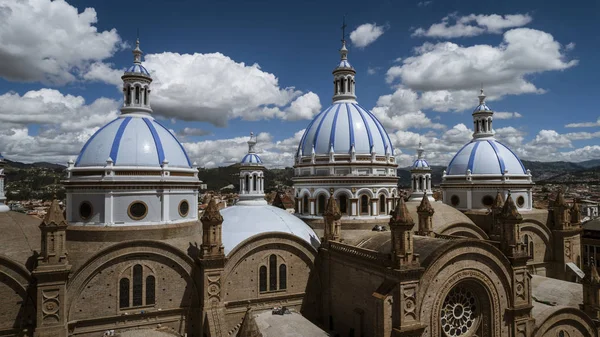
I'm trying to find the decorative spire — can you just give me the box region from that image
[500,192,522,221]
[492,191,505,211]
[478,88,486,105]
[133,38,143,64]
[201,198,223,224]
[416,140,424,160]
[554,189,569,208]
[417,193,434,214]
[324,195,342,220]
[41,199,67,227]
[247,132,257,154]
[390,197,414,227]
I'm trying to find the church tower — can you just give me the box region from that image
[0,153,8,212]
[323,195,342,242]
[409,141,433,201]
[550,189,583,280]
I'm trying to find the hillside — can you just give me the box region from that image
[3,160,66,201]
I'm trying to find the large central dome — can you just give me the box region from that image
[297,102,393,156]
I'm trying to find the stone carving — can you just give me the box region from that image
[207,274,221,303]
[42,289,60,324]
[403,286,417,321]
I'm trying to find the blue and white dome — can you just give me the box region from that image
[241,153,262,165]
[75,116,192,168]
[446,139,526,176]
[412,158,429,169]
[473,103,491,112]
[126,64,150,76]
[297,102,393,156]
[337,59,352,69]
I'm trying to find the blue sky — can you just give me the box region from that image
[0,0,598,167]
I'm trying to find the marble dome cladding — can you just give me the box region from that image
[446,139,526,176]
[221,205,320,255]
[297,102,394,156]
[241,153,263,164]
[75,116,192,168]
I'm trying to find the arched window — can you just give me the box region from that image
[132,264,143,306]
[144,87,148,105]
[279,264,287,290]
[339,195,348,214]
[303,195,309,214]
[318,194,326,215]
[419,176,424,191]
[269,255,277,291]
[145,275,155,305]
[259,266,267,292]
[126,86,132,105]
[245,175,250,192]
[379,195,386,215]
[119,278,130,309]
[253,175,257,192]
[360,195,369,215]
[135,86,140,104]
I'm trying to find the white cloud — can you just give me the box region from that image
[183,130,305,169]
[367,67,380,75]
[371,87,446,131]
[0,0,124,85]
[566,117,600,128]
[128,52,321,126]
[412,13,532,38]
[83,62,123,86]
[349,23,386,48]
[532,129,572,148]
[176,127,213,138]
[494,112,522,119]
[417,1,433,7]
[385,28,577,112]
[565,42,576,51]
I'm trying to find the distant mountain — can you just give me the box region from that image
[579,159,600,169]
[4,159,66,170]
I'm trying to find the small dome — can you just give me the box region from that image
[126,64,150,76]
[297,102,393,156]
[241,153,262,165]
[337,60,352,69]
[473,103,491,112]
[446,139,526,175]
[75,116,191,168]
[412,158,429,169]
[221,205,320,255]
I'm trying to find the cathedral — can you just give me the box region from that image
[0,34,596,337]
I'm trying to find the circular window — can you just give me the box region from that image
[79,201,93,220]
[516,196,525,208]
[179,200,190,217]
[441,286,479,336]
[450,195,460,207]
[128,201,148,220]
[481,195,494,207]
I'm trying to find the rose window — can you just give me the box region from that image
[440,286,479,336]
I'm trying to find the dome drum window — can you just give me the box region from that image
[128,201,148,220]
[79,201,93,221]
[481,195,494,207]
[516,196,525,208]
[178,200,190,217]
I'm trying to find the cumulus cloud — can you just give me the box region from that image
[83,62,123,86]
[349,23,386,48]
[371,87,446,131]
[385,28,577,113]
[412,13,532,38]
[494,112,522,119]
[0,0,124,85]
